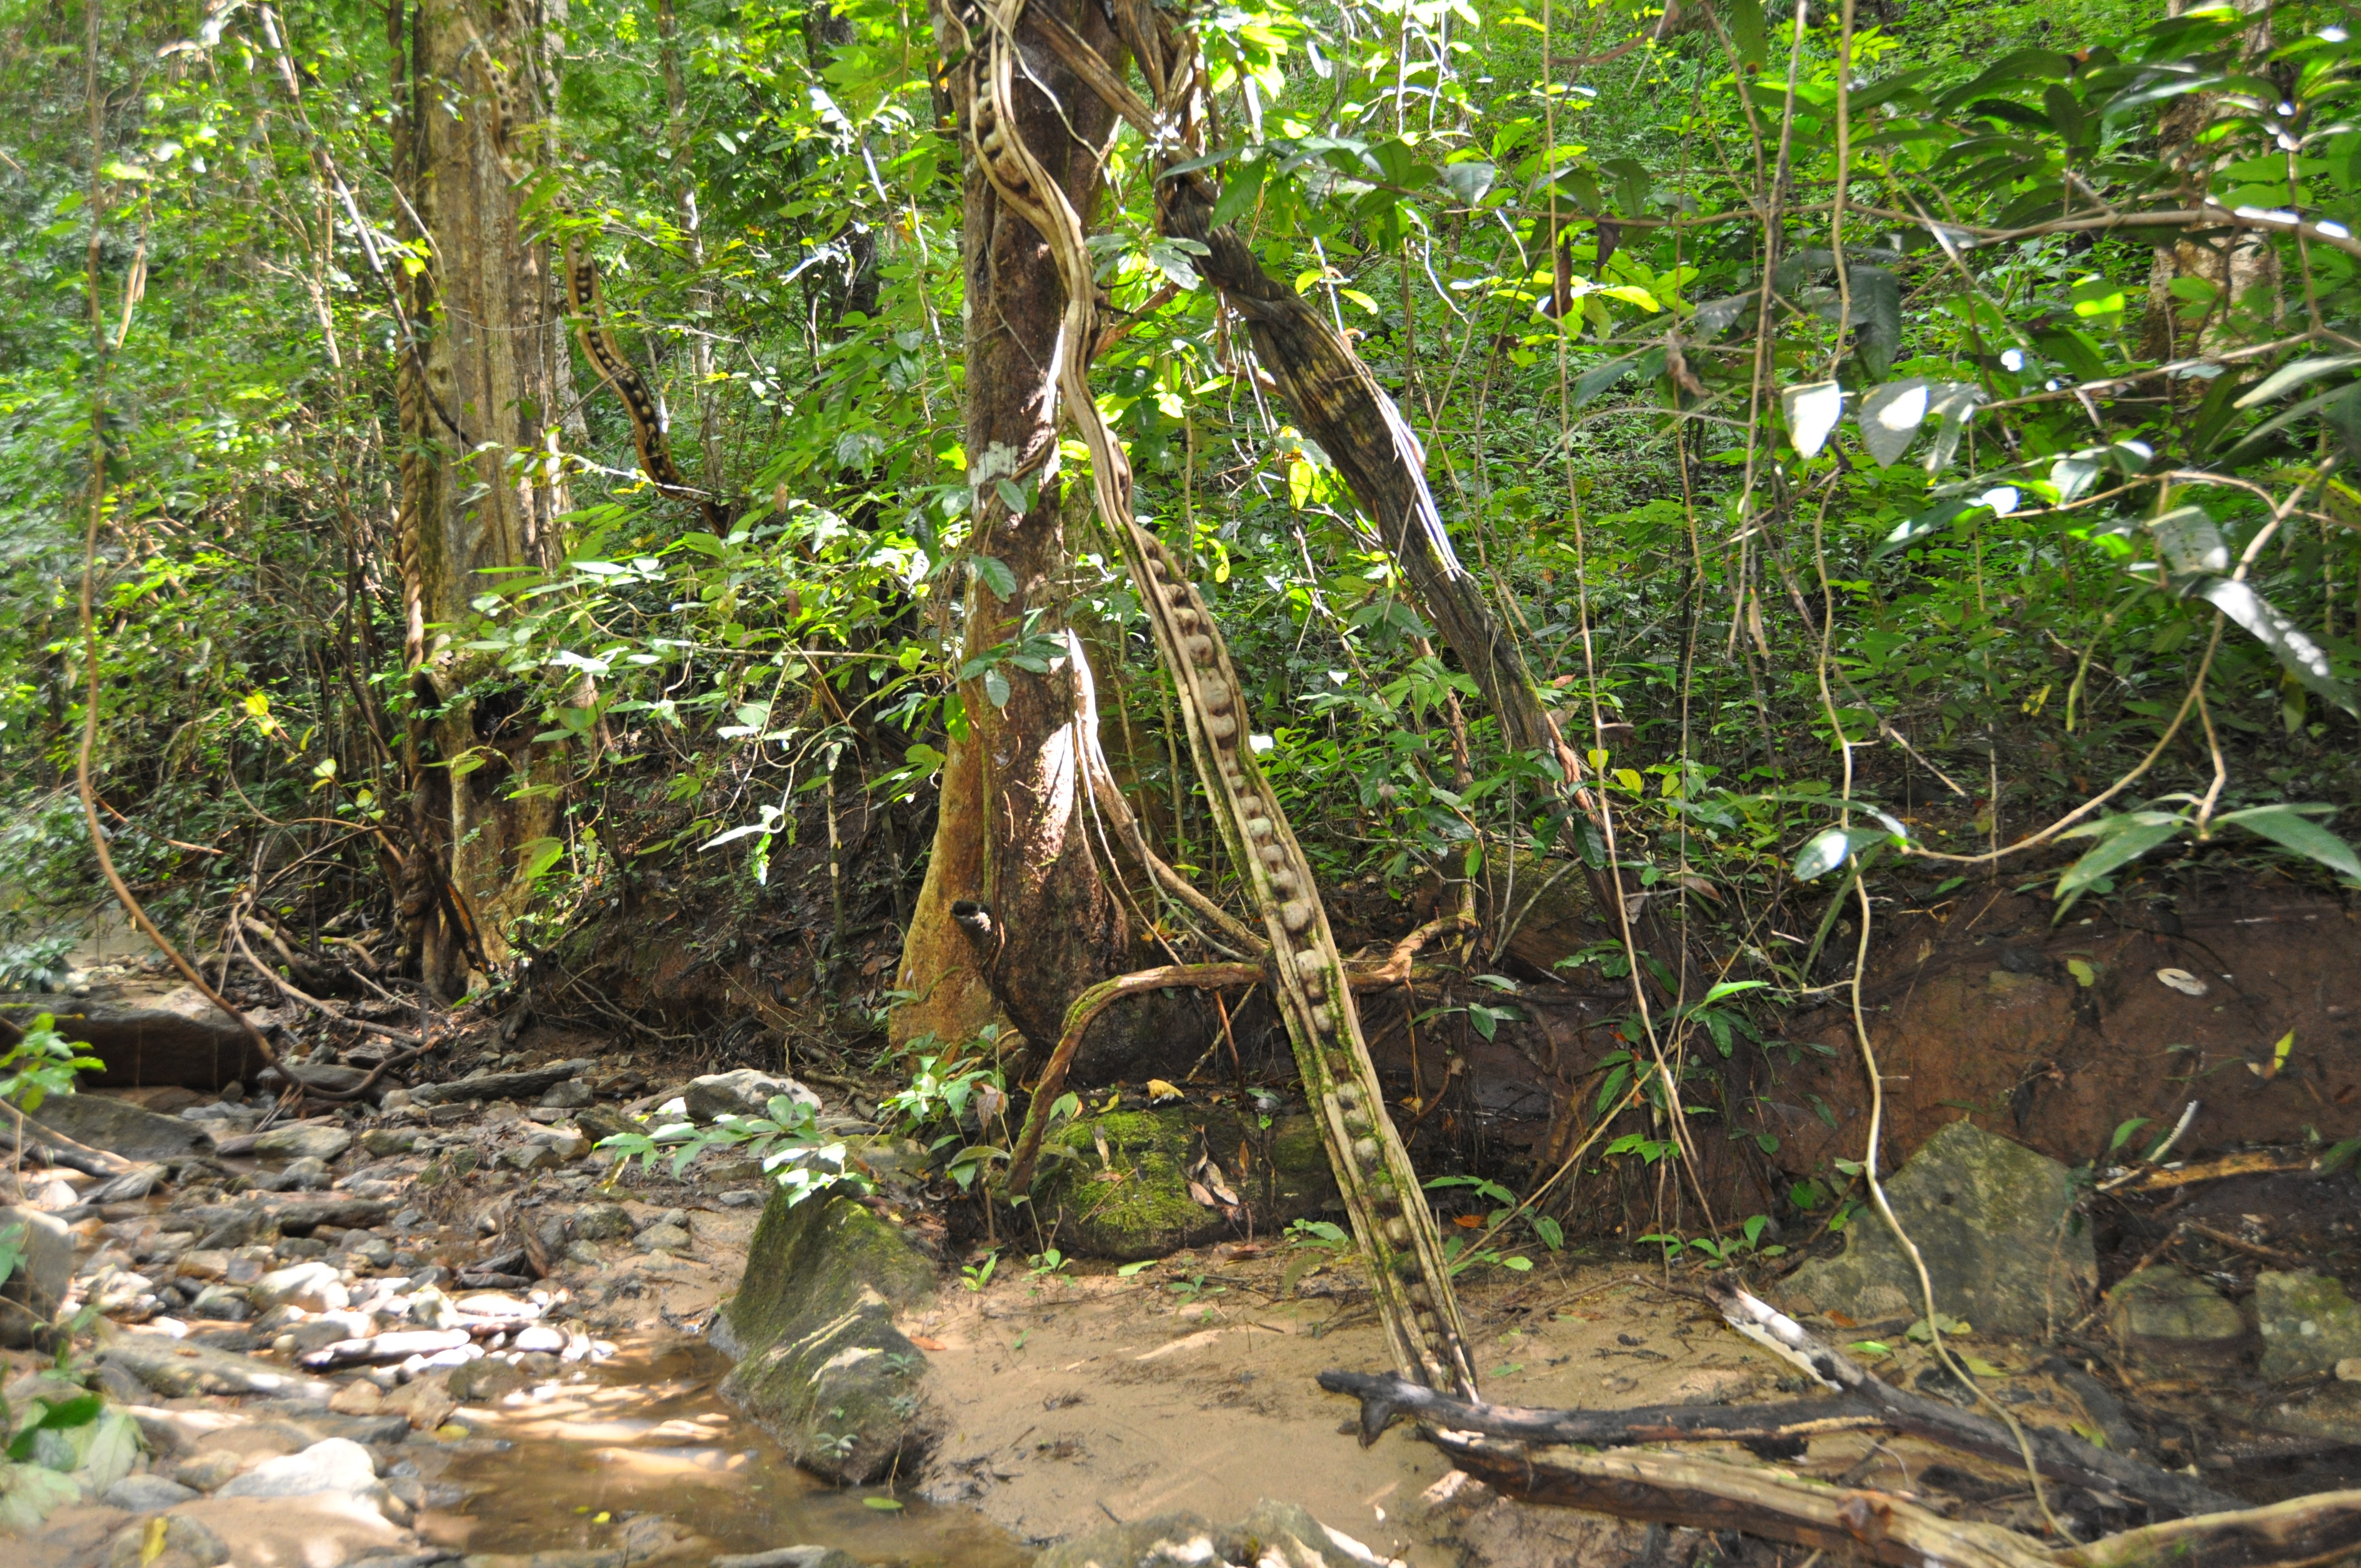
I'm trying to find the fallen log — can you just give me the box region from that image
[1438,1433,2361,1568]
[1435,1433,2057,1568]
[2053,1489,2361,1568]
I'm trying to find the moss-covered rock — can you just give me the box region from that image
[713,1187,939,1484]
[1029,1104,1339,1260]
[1779,1119,2095,1336]
[2255,1270,2361,1382]
[2109,1265,2250,1373]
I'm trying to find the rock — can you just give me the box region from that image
[460,1553,625,1568]
[271,1197,394,1235]
[28,1091,212,1159]
[280,1156,332,1189]
[711,1552,863,1568]
[1780,1120,2095,1335]
[1,989,270,1092]
[186,1283,251,1320]
[1038,1500,1402,1568]
[216,1436,380,1501]
[104,1511,230,1568]
[572,1104,637,1145]
[501,1142,563,1173]
[1029,1106,1339,1260]
[2254,1270,2361,1381]
[252,1260,350,1313]
[344,1235,395,1270]
[362,1128,420,1157]
[613,1513,705,1560]
[410,1058,595,1107]
[102,1472,200,1510]
[329,1379,385,1414]
[714,1191,938,1484]
[683,1070,820,1124]
[2108,1265,2250,1371]
[570,1204,633,1242]
[249,1124,354,1162]
[167,1450,246,1491]
[159,1494,409,1565]
[637,1223,692,1253]
[382,1373,456,1431]
[2243,1381,2361,1445]
[0,1204,74,1345]
[538,1080,592,1109]
[97,1335,335,1401]
[448,1358,529,1403]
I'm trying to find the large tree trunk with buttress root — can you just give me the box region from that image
[392,0,575,997]
[894,0,1193,1073]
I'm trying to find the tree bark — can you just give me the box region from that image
[394,0,573,995]
[895,0,1186,1073]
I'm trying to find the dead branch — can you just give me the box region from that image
[1702,1274,2238,1518]
[1436,1433,2058,1568]
[0,1118,135,1178]
[1318,1369,1877,1452]
[2054,1490,2361,1568]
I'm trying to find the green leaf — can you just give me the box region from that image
[518,836,567,884]
[1438,159,1495,205]
[1847,266,1902,381]
[972,555,1017,600]
[863,1496,906,1510]
[1570,352,1641,410]
[2054,811,2190,899]
[2190,578,2359,715]
[2232,353,2361,407]
[1782,381,1845,458]
[1857,377,1930,467]
[2213,804,2361,880]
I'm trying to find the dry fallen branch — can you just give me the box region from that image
[1436,1432,2059,1568]
[1701,1273,2237,1519]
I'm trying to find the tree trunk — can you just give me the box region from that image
[393,0,573,997]
[894,0,1187,1075]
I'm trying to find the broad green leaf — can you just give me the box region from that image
[2233,353,2361,406]
[1857,377,1930,466]
[2054,811,2190,898]
[1924,383,1983,473]
[2191,577,2358,714]
[2148,505,2227,574]
[972,555,1018,600]
[1782,381,1844,458]
[2213,804,2361,880]
[1437,159,1495,204]
[1571,352,1641,409]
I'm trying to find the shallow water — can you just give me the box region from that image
[417,1336,1033,1566]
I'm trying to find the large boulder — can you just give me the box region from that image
[1780,1119,2095,1336]
[27,1091,210,1161]
[1037,1500,1401,1568]
[1,987,273,1091]
[1029,1104,1339,1260]
[714,1189,939,1484]
[683,1069,820,1124]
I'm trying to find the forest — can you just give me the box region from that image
[2,0,2360,1557]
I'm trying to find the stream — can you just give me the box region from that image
[409,1336,1031,1565]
